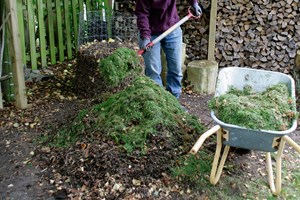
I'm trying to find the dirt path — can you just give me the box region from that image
[0,129,54,200]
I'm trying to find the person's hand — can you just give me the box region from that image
[140,37,151,51]
[192,2,202,17]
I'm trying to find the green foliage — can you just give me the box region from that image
[209,83,298,131]
[98,48,142,87]
[45,76,204,152]
[38,129,78,148]
[92,76,204,153]
[171,151,212,188]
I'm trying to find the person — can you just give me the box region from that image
[135,0,202,99]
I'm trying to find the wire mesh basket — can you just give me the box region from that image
[78,10,138,48]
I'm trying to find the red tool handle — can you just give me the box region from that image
[137,42,154,56]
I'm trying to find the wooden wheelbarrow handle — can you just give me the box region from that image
[190,125,221,154]
[189,125,230,185]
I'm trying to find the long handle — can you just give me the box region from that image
[138,9,197,56]
[190,125,221,154]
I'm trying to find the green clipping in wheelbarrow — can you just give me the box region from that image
[208,83,298,131]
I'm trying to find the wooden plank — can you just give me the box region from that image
[78,0,84,13]
[64,0,72,59]
[0,5,5,108]
[86,0,92,11]
[6,0,28,109]
[72,0,79,50]
[46,0,56,64]
[207,0,218,61]
[104,0,112,38]
[26,0,37,69]
[36,0,47,67]
[16,0,26,64]
[108,0,113,9]
[55,0,64,61]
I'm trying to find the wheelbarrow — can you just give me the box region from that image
[190,67,300,195]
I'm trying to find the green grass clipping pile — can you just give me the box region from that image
[209,83,298,131]
[50,76,204,153]
[98,47,142,87]
[93,76,204,152]
[44,47,205,153]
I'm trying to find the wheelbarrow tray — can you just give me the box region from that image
[211,67,298,152]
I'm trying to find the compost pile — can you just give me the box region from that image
[74,40,142,97]
[37,47,207,199]
[209,83,298,131]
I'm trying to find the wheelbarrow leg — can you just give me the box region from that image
[210,129,230,185]
[267,135,300,195]
[190,125,230,185]
[266,139,285,196]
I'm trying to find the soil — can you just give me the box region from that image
[0,60,299,199]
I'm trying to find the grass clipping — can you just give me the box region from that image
[62,76,204,153]
[99,47,142,87]
[209,83,297,131]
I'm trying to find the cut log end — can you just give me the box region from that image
[187,60,219,94]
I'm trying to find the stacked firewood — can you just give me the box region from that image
[214,0,300,73]
[177,0,211,62]
[114,0,300,73]
[114,0,135,13]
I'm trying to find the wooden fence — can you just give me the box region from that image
[0,0,112,108]
[17,0,112,70]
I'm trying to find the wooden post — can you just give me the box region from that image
[6,0,28,109]
[207,0,218,61]
[187,60,218,94]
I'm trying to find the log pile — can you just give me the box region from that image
[214,0,300,73]
[114,0,136,13]
[114,0,300,74]
[177,1,210,62]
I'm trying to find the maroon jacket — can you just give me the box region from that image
[135,0,197,39]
